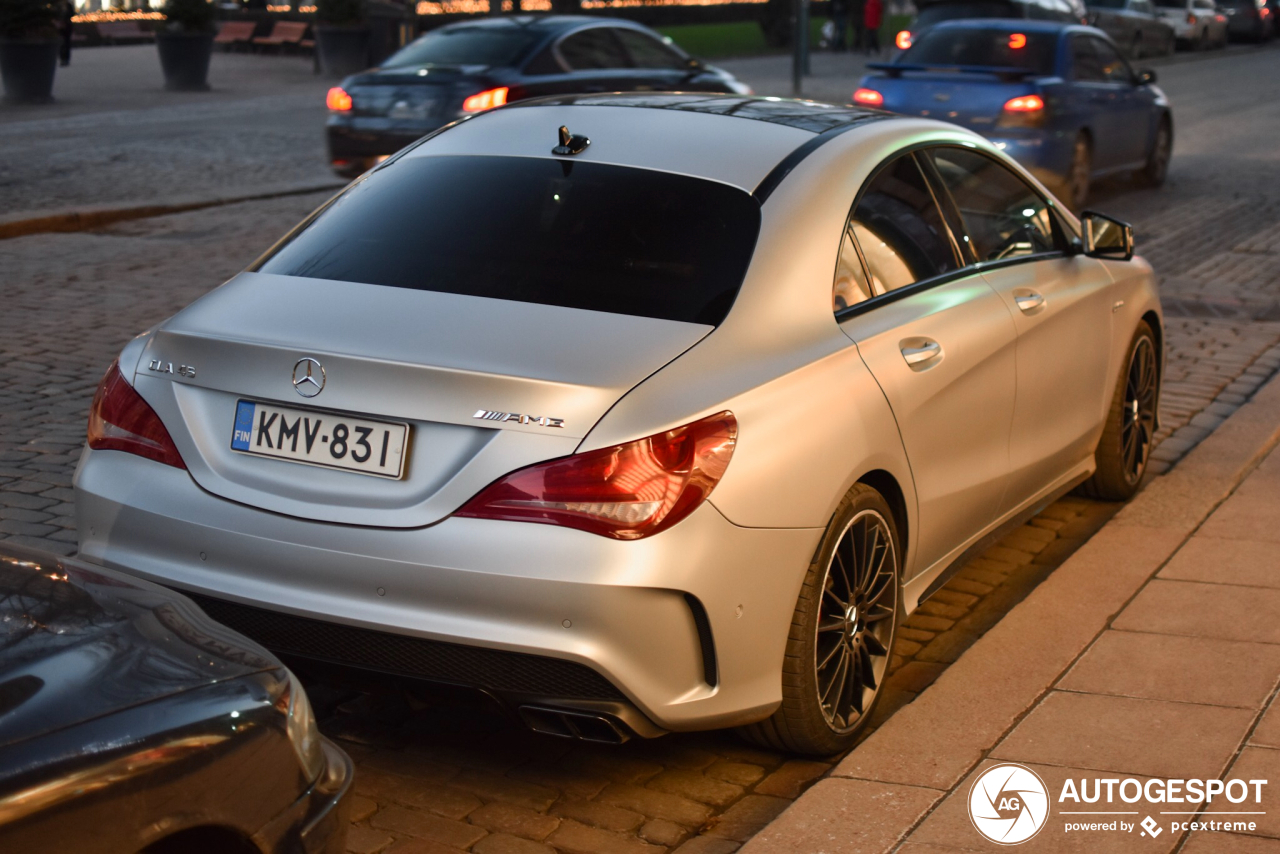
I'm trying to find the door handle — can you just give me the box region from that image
[901,340,942,366]
[1015,292,1045,312]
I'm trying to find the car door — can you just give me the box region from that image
[925,146,1116,514]
[1088,35,1151,164]
[835,151,1018,578]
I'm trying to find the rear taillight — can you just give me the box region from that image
[895,30,912,49]
[462,86,509,112]
[87,361,186,469]
[456,411,737,540]
[853,87,885,106]
[1187,12,1197,22]
[998,93,1046,128]
[326,86,353,112]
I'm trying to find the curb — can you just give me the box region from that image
[741,368,1280,853]
[0,182,346,242]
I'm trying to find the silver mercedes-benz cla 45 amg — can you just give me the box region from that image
[74,94,1162,756]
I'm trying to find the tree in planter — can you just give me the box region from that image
[155,0,217,91]
[0,0,61,103]
[315,0,370,77]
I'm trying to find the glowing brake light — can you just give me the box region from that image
[462,86,509,112]
[456,411,737,540]
[895,30,912,49]
[1003,94,1044,112]
[1009,32,1027,48]
[326,87,352,112]
[87,361,186,469]
[853,87,885,106]
[1187,12,1197,22]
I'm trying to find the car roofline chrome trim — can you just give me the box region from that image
[752,120,880,204]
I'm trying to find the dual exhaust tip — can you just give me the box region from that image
[518,705,631,744]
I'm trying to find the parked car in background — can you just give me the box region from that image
[1087,0,1177,55]
[324,15,751,177]
[1155,0,1230,47]
[1221,0,1274,40]
[855,20,1172,207]
[893,0,1087,52]
[0,542,352,854]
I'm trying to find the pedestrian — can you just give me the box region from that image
[850,0,867,53]
[830,0,849,51]
[58,0,74,67]
[863,0,882,55]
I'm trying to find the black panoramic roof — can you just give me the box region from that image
[438,14,635,33]
[513,93,889,135]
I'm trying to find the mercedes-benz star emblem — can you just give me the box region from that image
[292,358,325,398]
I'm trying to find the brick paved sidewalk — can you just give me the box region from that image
[746,371,1280,853]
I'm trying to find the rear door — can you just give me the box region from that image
[926,145,1115,513]
[835,151,1018,577]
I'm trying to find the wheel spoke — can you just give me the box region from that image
[821,647,849,708]
[822,585,847,610]
[817,638,843,670]
[858,643,878,691]
[863,628,888,655]
[817,617,845,633]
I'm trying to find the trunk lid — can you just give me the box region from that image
[136,272,711,527]
[874,71,1038,130]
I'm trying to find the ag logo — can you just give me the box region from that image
[968,763,1050,845]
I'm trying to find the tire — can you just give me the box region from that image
[1078,321,1160,501]
[1137,116,1172,187]
[737,484,901,756]
[1066,132,1091,211]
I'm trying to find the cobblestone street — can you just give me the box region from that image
[2,42,1280,854]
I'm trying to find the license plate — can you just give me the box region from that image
[230,400,408,479]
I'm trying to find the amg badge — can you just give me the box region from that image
[474,409,565,428]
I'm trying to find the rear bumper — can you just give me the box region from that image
[325,119,447,162]
[74,448,820,733]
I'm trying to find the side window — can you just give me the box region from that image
[833,228,874,312]
[558,28,630,70]
[1070,36,1106,82]
[928,147,1059,263]
[614,29,687,70]
[847,154,960,295]
[1088,36,1133,82]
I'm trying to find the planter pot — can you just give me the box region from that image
[316,25,371,77]
[0,39,58,104]
[156,31,214,92]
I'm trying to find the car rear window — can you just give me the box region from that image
[914,1,1019,26]
[256,156,761,326]
[1089,0,1127,8]
[382,27,542,68]
[903,26,1059,73]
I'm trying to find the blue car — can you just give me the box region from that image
[854,20,1172,207]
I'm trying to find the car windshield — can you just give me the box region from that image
[914,1,1019,26]
[1153,0,1185,7]
[901,27,1058,72]
[382,27,542,68]
[1089,0,1127,8]
[256,156,762,326]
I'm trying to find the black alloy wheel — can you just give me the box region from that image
[814,510,896,733]
[1078,321,1160,500]
[1120,335,1159,484]
[1139,118,1172,187]
[738,484,900,756]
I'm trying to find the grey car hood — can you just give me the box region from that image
[132,273,713,526]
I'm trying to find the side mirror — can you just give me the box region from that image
[1137,68,1157,84]
[1081,210,1135,261]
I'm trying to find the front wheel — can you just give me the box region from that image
[737,484,900,756]
[1079,321,1160,500]
[1137,117,1172,187]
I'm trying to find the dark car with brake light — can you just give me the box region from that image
[325,15,751,177]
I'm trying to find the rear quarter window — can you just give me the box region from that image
[256,156,762,326]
